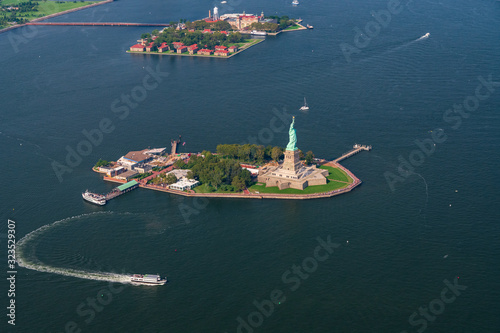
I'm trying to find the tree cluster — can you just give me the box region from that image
[0,1,38,25]
[149,172,177,185]
[184,20,232,32]
[94,159,110,168]
[249,22,279,32]
[176,153,252,192]
[216,144,315,165]
[1,1,39,12]
[266,15,295,30]
[216,144,287,164]
[147,28,244,50]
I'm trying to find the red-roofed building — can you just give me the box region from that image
[145,42,155,52]
[215,45,228,50]
[172,42,184,49]
[187,44,198,55]
[152,36,158,40]
[188,29,195,32]
[177,45,187,54]
[198,49,213,56]
[230,12,264,29]
[214,49,229,56]
[203,29,212,34]
[158,43,170,53]
[130,44,145,52]
[220,31,229,35]
[228,45,238,53]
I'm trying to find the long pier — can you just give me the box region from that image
[26,22,170,27]
[333,144,372,163]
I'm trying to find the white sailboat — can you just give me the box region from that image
[300,97,309,111]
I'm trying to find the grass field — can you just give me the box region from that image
[247,165,353,195]
[1,0,98,26]
[283,24,301,31]
[248,179,349,194]
[320,165,351,183]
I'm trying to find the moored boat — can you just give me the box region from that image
[251,30,267,36]
[307,24,313,29]
[82,190,106,205]
[292,0,299,5]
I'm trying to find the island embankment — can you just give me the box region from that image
[103,160,362,200]
[266,20,307,36]
[0,0,114,34]
[128,39,264,59]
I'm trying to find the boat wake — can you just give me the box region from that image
[416,32,430,41]
[353,33,431,65]
[17,212,132,284]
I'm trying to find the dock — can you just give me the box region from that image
[105,180,139,201]
[333,144,372,163]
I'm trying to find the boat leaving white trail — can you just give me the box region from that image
[416,32,430,41]
[16,212,133,284]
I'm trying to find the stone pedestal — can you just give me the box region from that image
[282,149,302,173]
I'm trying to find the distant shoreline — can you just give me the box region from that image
[0,0,113,34]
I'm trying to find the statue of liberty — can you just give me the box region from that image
[286,116,298,151]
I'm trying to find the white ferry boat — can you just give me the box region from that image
[82,190,106,205]
[130,274,167,285]
[251,30,267,36]
[292,0,299,5]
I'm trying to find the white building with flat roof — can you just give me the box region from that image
[169,178,200,191]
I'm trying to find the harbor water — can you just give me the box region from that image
[1,0,499,331]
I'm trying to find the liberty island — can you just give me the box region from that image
[88,117,371,201]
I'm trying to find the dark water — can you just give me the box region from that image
[1,0,499,332]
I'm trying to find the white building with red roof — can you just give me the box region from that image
[214,49,229,56]
[145,42,155,52]
[187,44,199,55]
[158,42,170,53]
[198,49,213,56]
[172,42,184,49]
[177,45,188,54]
[130,44,145,52]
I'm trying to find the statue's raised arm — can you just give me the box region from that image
[286,116,298,151]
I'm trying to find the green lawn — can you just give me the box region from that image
[248,179,349,195]
[320,165,351,183]
[283,24,301,31]
[248,165,353,195]
[37,1,98,16]
[1,0,98,22]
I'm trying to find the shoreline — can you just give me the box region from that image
[267,21,308,36]
[127,38,265,59]
[0,0,113,34]
[102,160,362,200]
